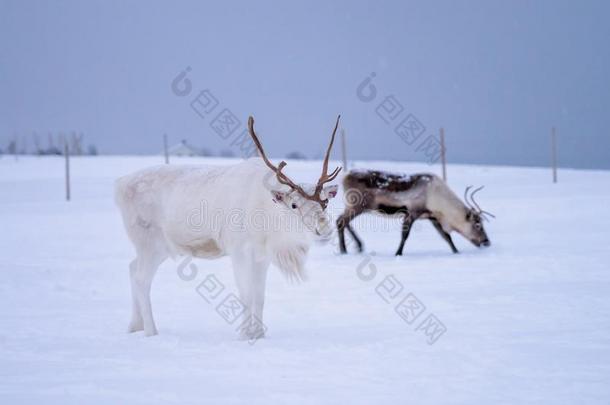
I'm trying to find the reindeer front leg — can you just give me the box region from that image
[337,207,365,254]
[230,248,269,341]
[247,259,269,340]
[430,217,459,253]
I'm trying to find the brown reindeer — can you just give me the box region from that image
[336,170,493,255]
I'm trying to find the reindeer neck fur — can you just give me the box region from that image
[197,158,312,281]
[424,177,469,232]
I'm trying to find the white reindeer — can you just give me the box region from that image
[115,116,341,338]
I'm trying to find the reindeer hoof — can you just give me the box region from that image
[144,328,158,337]
[127,321,144,333]
[238,322,266,341]
[238,330,265,341]
[239,332,265,341]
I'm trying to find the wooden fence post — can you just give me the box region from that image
[551,127,557,183]
[440,127,447,182]
[163,133,170,164]
[340,128,348,171]
[64,142,71,201]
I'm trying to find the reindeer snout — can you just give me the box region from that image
[481,239,491,247]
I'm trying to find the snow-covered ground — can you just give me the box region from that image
[1,156,609,404]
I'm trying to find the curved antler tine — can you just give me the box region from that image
[277,161,315,199]
[471,185,485,194]
[275,160,298,185]
[464,185,473,208]
[470,186,485,212]
[326,166,342,182]
[469,186,495,220]
[310,115,343,208]
[320,115,341,178]
[276,161,294,185]
[276,161,289,184]
[248,116,273,166]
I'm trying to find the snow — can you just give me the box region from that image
[1,156,609,404]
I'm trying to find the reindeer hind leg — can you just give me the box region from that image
[128,258,144,333]
[129,227,168,336]
[395,211,416,256]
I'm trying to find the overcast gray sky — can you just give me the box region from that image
[1,0,609,169]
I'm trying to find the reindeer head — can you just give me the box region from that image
[461,186,494,248]
[247,115,341,242]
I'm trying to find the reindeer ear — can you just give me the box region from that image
[322,184,339,199]
[270,190,289,204]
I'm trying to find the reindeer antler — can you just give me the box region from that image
[464,185,474,209]
[312,115,342,206]
[464,185,495,220]
[470,186,495,219]
[247,117,310,198]
[247,115,342,209]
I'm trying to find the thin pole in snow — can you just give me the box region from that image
[551,127,558,183]
[340,128,348,171]
[163,133,169,164]
[440,127,447,182]
[13,133,18,161]
[64,142,71,201]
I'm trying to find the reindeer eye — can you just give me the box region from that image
[475,223,482,230]
[291,203,298,209]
